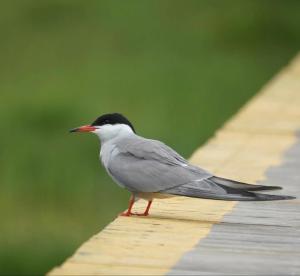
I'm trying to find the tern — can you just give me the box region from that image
[70,113,295,216]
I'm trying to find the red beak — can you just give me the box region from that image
[69,125,96,133]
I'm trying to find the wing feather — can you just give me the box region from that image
[106,136,293,201]
[107,136,212,192]
[162,178,295,201]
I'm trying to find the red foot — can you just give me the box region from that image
[119,198,152,217]
[119,211,133,217]
[119,211,149,217]
[134,212,149,216]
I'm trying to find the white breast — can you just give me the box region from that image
[100,142,127,189]
[100,142,119,169]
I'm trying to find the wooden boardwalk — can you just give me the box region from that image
[49,54,300,275]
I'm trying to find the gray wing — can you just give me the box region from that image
[162,178,295,201]
[107,136,212,193]
[107,136,294,201]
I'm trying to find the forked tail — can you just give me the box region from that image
[162,176,296,201]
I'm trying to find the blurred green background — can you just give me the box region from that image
[1,0,300,274]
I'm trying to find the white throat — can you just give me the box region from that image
[93,124,134,144]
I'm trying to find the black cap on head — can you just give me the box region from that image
[91,113,135,133]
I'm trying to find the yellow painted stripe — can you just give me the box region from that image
[49,53,300,275]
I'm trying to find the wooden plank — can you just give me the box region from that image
[49,53,300,275]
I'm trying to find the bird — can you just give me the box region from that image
[70,113,295,216]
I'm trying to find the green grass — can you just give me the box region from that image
[1,0,300,274]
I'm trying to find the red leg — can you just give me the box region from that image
[120,195,135,217]
[144,200,153,216]
[136,200,153,216]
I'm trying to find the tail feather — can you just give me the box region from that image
[216,183,295,201]
[162,178,295,201]
[211,176,282,191]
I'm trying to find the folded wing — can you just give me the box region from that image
[108,136,212,192]
[109,136,294,201]
[161,177,295,201]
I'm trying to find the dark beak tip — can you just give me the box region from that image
[69,128,78,133]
